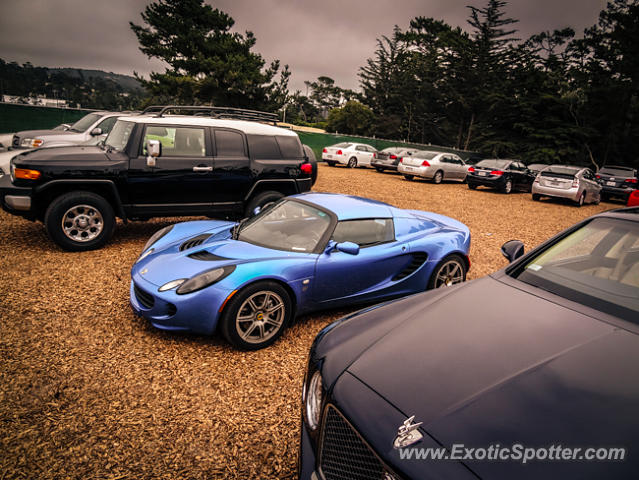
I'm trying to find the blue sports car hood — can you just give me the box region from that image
[133,220,311,287]
[342,276,639,477]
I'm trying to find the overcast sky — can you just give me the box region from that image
[0,0,606,93]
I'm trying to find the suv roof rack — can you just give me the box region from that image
[141,105,279,124]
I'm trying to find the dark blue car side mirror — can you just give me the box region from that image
[336,241,360,255]
[501,240,524,262]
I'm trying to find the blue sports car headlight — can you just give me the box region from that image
[142,225,174,253]
[176,265,236,295]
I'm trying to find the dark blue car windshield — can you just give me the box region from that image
[514,218,639,322]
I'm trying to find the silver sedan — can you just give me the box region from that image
[398,150,468,183]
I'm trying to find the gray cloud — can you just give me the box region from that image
[0,0,606,93]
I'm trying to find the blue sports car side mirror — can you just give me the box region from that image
[336,241,360,255]
[501,239,524,262]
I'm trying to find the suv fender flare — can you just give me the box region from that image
[35,179,127,221]
[243,179,300,201]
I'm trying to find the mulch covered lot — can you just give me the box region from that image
[0,164,612,479]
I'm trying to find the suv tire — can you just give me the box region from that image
[245,191,284,217]
[44,191,115,251]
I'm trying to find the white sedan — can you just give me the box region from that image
[322,142,377,168]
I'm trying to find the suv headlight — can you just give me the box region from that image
[176,265,236,295]
[304,370,324,430]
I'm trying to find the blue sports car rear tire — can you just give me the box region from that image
[427,254,467,289]
[220,281,293,350]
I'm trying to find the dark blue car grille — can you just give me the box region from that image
[133,283,155,309]
[393,252,428,281]
[179,234,211,251]
[319,406,387,480]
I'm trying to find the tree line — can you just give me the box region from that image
[1,0,636,168]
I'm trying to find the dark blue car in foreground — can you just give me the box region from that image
[300,207,639,479]
[131,193,470,349]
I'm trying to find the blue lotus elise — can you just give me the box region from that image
[130,193,471,349]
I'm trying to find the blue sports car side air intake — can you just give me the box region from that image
[130,192,471,350]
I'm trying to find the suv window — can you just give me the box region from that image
[332,219,394,247]
[215,130,245,157]
[247,135,282,160]
[144,126,205,157]
[276,135,303,159]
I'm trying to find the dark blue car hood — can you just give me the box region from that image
[345,276,639,478]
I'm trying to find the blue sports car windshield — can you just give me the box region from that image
[514,217,639,322]
[238,199,332,253]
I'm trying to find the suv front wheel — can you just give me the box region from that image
[44,191,115,251]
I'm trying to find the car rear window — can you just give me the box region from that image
[247,134,282,160]
[540,166,579,179]
[331,143,352,148]
[275,135,303,159]
[476,159,511,169]
[414,151,438,160]
[599,167,636,177]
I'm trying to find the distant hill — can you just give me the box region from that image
[46,67,142,92]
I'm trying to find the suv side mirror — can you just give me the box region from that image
[145,139,162,167]
[90,127,102,136]
[501,240,524,262]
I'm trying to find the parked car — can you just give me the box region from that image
[299,207,639,480]
[532,165,601,206]
[0,106,317,251]
[628,190,639,207]
[371,147,417,173]
[131,192,471,350]
[527,163,548,174]
[596,165,638,202]
[322,142,377,168]
[467,159,535,193]
[10,111,132,150]
[398,150,468,183]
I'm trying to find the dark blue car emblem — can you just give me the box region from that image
[393,415,423,449]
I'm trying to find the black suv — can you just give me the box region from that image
[596,165,638,202]
[0,106,317,251]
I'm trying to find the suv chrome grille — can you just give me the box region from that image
[133,283,155,309]
[179,234,211,251]
[320,406,387,480]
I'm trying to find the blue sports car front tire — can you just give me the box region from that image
[220,281,293,350]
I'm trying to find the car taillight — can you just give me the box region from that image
[572,178,579,188]
[595,174,601,179]
[625,178,638,184]
[336,150,343,155]
[322,148,327,153]
[422,160,430,167]
[300,163,313,174]
[490,170,504,176]
[14,168,42,180]
[399,158,403,163]
[390,154,397,160]
[373,152,377,158]
[468,166,475,173]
